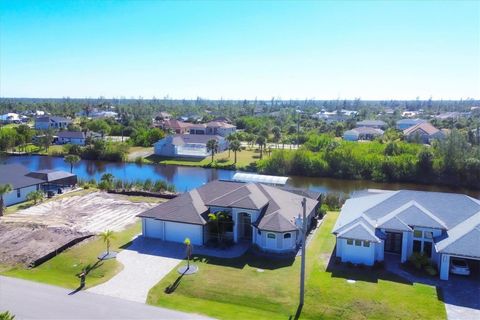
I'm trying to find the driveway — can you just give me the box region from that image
[88,237,183,303]
[0,276,210,319]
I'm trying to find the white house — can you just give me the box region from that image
[138,180,319,252]
[35,116,72,130]
[355,120,387,129]
[56,131,87,145]
[343,127,384,141]
[403,122,445,144]
[154,134,227,158]
[396,118,426,130]
[0,164,44,206]
[332,190,480,280]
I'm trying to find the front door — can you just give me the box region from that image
[239,213,252,240]
[385,232,403,254]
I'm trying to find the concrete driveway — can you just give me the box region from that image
[88,237,183,303]
[442,275,480,320]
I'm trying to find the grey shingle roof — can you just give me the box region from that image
[0,164,44,189]
[138,180,319,232]
[379,216,412,231]
[170,134,223,146]
[57,131,85,139]
[356,120,386,126]
[337,223,381,242]
[26,170,76,183]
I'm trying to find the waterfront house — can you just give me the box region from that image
[343,127,384,141]
[35,116,71,130]
[332,190,480,280]
[403,122,444,144]
[57,131,87,145]
[160,119,191,134]
[154,134,227,158]
[138,180,319,252]
[189,121,237,137]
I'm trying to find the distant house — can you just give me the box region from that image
[26,169,77,192]
[205,121,236,136]
[138,180,319,251]
[396,118,427,130]
[343,127,384,141]
[35,116,71,130]
[189,123,207,135]
[403,122,444,144]
[356,120,387,129]
[56,131,87,145]
[154,134,227,158]
[0,164,44,206]
[160,119,191,134]
[154,112,172,121]
[313,109,357,123]
[0,113,22,124]
[332,190,480,280]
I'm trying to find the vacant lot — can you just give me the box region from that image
[0,191,160,266]
[147,212,445,320]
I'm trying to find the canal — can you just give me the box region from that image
[2,155,479,198]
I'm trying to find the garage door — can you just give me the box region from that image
[164,221,203,246]
[143,218,164,239]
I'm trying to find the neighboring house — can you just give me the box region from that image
[154,112,172,121]
[395,118,427,130]
[26,170,77,192]
[90,111,118,119]
[154,134,227,158]
[401,111,420,118]
[332,190,480,280]
[356,120,387,129]
[403,122,444,144]
[35,116,72,130]
[0,113,22,124]
[0,164,44,206]
[189,123,207,135]
[205,121,237,136]
[56,131,87,145]
[138,180,319,252]
[313,109,357,122]
[160,119,191,134]
[343,127,384,141]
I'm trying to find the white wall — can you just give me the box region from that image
[143,218,164,239]
[142,218,203,246]
[338,238,376,266]
[4,185,39,207]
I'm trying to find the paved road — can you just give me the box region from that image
[0,276,210,320]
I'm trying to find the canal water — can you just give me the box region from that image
[2,155,479,198]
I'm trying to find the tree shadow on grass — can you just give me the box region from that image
[164,270,186,294]
[191,250,295,270]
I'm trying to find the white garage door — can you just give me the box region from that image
[164,221,203,246]
[143,218,164,239]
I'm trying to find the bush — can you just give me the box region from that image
[408,252,430,270]
[425,265,438,276]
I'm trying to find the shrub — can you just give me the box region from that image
[425,265,438,276]
[408,252,429,270]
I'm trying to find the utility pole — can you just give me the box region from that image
[299,197,307,306]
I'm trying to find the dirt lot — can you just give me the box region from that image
[0,192,160,266]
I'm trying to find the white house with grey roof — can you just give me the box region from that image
[332,190,480,280]
[154,134,227,158]
[138,180,319,253]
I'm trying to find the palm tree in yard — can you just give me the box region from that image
[100,230,115,255]
[64,154,80,173]
[256,136,266,159]
[0,184,13,217]
[206,139,219,163]
[229,140,241,164]
[184,238,192,270]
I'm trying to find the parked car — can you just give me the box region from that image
[450,258,470,276]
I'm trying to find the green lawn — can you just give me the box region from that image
[147,212,446,320]
[145,148,264,170]
[13,143,66,156]
[1,222,141,289]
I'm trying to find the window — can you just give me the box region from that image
[17,189,20,198]
[346,239,353,245]
[284,233,291,239]
[267,233,276,239]
[413,230,422,238]
[355,240,362,246]
[424,231,433,239]
[413,240,422,253]
[423,242,432,258]
[363,241,370,247]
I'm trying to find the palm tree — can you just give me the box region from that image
[0,311,15,320]
[256,136,266,159]
[100,173,115,190]
[229,140,241,163]
[99,230,115,255]
[26,190,44,205]
[0,184,13,216]
[206,139,219,163]
[64,154,80,173]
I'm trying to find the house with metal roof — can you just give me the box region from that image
[154,134,227,158]
[138,180,319,252]
[332,190,480,280]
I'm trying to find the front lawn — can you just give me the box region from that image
[1,222,140,289]
[147,212,446,319]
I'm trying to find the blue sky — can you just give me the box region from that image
[0,0,479,100]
